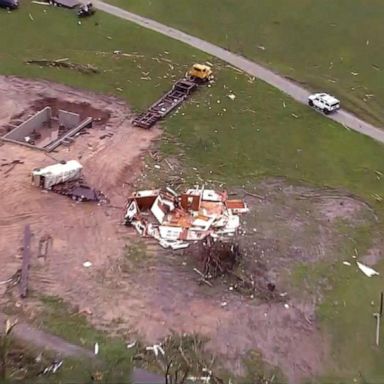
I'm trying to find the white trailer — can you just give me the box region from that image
[32,160,82,190]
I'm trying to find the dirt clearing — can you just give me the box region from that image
[0,74,160,306]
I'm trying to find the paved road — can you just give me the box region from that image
[0,312,164,383]
[94,0,384,144]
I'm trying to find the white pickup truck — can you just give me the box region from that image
[308,93,340,114]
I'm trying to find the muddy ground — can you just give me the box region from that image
[0,76,379,383]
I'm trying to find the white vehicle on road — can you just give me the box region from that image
[308,93,340,114]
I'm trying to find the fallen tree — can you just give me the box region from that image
[190,237,284,302]
[200,236,240,278]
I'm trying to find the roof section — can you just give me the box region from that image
[32,160,82,177]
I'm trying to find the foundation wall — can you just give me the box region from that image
[58,110,80,129]
[45,117,92,152]
[3,107,52,140]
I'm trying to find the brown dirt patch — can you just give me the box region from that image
[31,97,111,124]
[0,75,160,317]
[4,171,376,383]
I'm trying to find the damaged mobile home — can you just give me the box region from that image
[32,160,106,202]
[124,187,248,249]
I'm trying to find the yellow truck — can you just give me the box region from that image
[186,63,213,82]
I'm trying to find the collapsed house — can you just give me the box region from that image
[124,187,248,249]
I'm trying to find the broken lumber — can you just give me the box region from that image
[193,268,213,287]
[25,59,99,74]
[19,224,31,298]
[4,160,24,175]
[242,189,264,200]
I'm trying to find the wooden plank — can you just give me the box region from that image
[19,224,31,298]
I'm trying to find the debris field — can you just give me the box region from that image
[1,76,380,383]
[124,187,248,249]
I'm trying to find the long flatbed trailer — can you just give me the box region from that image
[132,78,199,129]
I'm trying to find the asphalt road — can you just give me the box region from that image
[94,0,384,144]
[0,311,164,383]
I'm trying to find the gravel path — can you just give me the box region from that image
[94,0,384,144]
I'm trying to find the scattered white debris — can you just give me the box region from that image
[357,262,379,277]
[257,45,266,50]
[227,94,236,101]
[94,342,99,355]
[83,261,92,268]
[35,353,43,363]
[343,261,351,266]
[284,303,290,309]
[220,302,228,307]
[146,344,165,357]
[5,319,17,335]
[127,341,137,349]
[154,164,161,169]
[42,360,63,375]
[351,72,359,76]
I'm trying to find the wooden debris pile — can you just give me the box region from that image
[124,186,248,250]
[26,58,99,74]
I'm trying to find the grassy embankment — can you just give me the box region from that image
[108,0,384,127]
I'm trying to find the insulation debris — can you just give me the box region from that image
[124,186,248,249]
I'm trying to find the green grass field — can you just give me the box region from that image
[1,4,384,382]
[107,0,384,127]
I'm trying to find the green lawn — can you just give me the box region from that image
[107,0,384,127]
[1,4,384,382]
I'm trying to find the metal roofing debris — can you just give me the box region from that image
[125,187,248,249]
